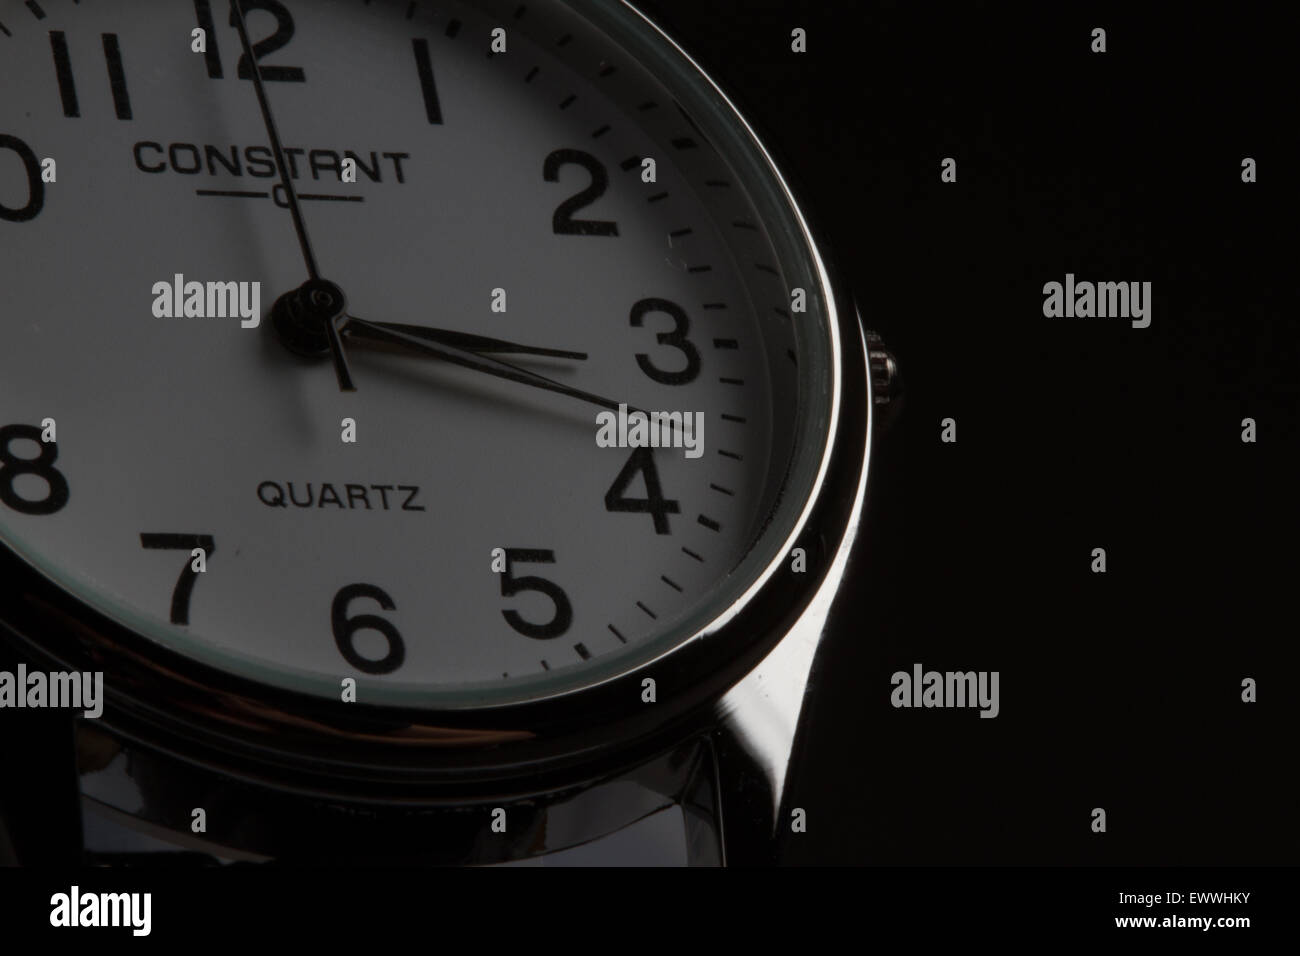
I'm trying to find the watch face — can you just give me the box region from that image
[0,0,842,710]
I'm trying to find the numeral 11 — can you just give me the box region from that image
[49,30,133,120]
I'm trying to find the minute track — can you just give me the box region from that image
[477,0,771,666]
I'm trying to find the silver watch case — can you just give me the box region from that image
[0,0,887,864]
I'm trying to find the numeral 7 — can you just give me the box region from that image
[140,533,216,625]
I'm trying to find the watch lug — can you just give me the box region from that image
[708,604,822,865]
[707,314,880,863]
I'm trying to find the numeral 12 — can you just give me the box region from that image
[194,0,306,82]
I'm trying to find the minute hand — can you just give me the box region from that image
[343,317,641,415]
[232,0,355,392]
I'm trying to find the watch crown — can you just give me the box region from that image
[865,331,901,405]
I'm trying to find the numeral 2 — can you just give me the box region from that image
[543,149,618,236]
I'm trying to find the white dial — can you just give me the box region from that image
[0,0,833,707]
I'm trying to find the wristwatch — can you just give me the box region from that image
[0,0,899,865]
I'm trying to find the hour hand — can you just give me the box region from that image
[342,319,587,360]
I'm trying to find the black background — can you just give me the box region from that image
[1,1,1294,883]
[633,0,1298,864]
